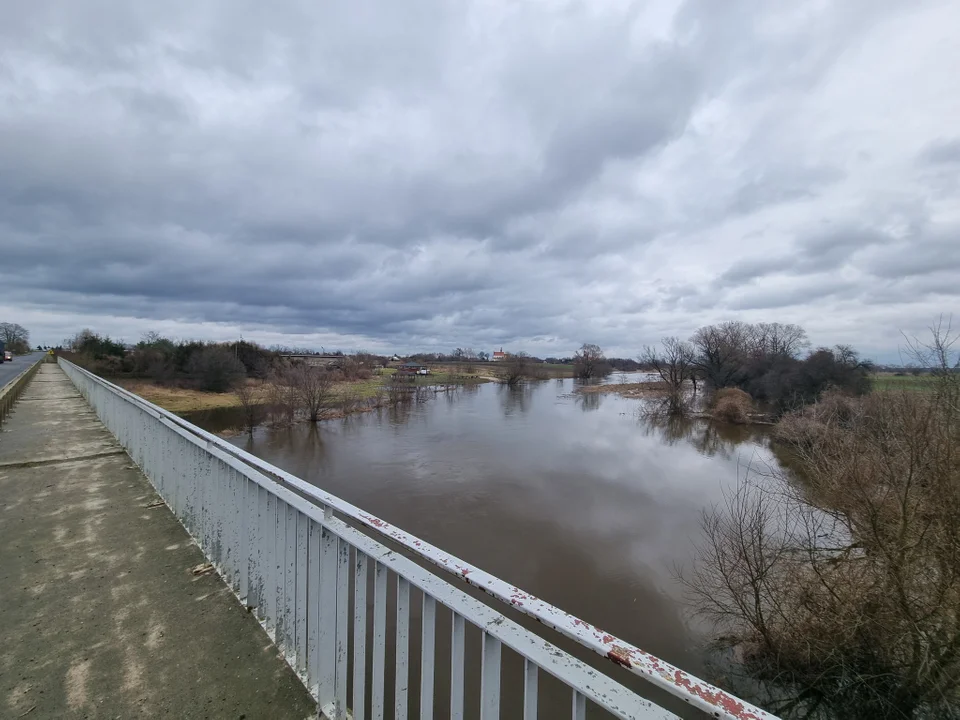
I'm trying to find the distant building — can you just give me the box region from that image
[492,348,507,361]
[397,361,430,376]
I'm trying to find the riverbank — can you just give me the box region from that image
[576,381,778,425]
[114,373,494,414]
[575,381,669,398]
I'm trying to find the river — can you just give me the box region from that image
[184,377,779,717]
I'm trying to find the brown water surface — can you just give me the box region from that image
[185,377,778,717]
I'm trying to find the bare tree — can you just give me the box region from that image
[283,364,337,422]
[265,363,297,425]
[902,314,959,413]
[748,322,810,358]
[462,347,477,374]
[683,324,960,719]
[573,343,608,379]
[235,381,264,433]
[689,321,750,389]
[140,330,163,346]
[640,337,694,414]
[500,352,531,386]
[0,322,30,354]
[383,371,433,405]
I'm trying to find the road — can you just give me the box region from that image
[0,351,47,387]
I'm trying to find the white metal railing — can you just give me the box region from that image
[59,357,776,720]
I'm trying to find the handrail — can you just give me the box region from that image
[0,354,46,427]
[59,357,777,720]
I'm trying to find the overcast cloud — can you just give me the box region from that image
[1,0,958,361]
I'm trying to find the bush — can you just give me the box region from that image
[235,340,274,379]
[712,388,754,424]
[89,355,126,377]
[773,390,859,448]
[686,330,960,719]
[282,364,337,422]
[187,346,246,392]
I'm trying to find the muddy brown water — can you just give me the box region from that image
[182,378,779,718]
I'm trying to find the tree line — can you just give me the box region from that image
[58,321,876,417]
[62,329,386,393]
[405,347,641,373]
[641,321,873,416]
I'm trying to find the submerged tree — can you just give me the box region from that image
[283,364,337,422]
[640,336,695,414]
[573,343,608,379]
[500,352,531,386]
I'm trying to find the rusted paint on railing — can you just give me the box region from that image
[353,512,775,720]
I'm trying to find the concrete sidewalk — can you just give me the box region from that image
[0,364,316,719]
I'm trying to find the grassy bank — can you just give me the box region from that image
[114,380,245,413]
[576,381,669,398]
[871,373,935,391]
[115,373,494,414]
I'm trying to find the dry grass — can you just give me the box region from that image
[113,380,245,413]
[576,381,669,397]
[116,373,489,414]
[711,388,755,424]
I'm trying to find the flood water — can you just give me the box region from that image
[185,378,779,717]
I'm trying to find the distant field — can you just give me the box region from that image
[872,373,935,392]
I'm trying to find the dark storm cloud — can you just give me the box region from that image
[1,0,958,356]
[715,227,893,288]
[734,277,862,312]
[862,231,960,279]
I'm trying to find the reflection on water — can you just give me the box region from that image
[640,412,771,459]
[498,383,535,416]
[185,378,778,717]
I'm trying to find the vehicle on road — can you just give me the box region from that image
[3,350,12,362]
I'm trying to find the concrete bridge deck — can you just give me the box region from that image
[0,364,315,719]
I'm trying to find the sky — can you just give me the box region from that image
[1,0,958,363]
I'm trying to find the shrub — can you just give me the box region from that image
[187,346,246,392]
[712,388,754,424]
[773,390,860,447]
[89,355,125,377]
[282,364,337,422]
[685,324,960,718]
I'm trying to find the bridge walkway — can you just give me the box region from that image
[0,364,315,719]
